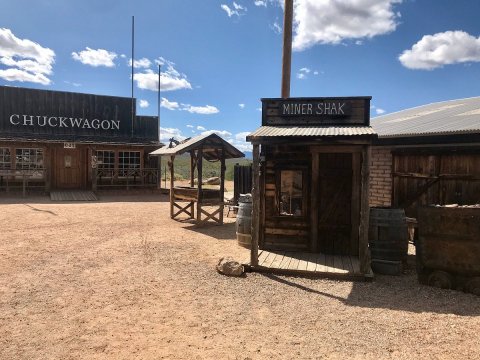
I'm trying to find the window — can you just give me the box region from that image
[15,148,44,178]
[95,150,115,171]
[119,151,140,176]
[0,148,11,170]
[278,169,303,216]
[15,148,44,170]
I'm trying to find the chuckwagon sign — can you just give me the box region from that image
[262,97,371,126]
[0,86,159,143]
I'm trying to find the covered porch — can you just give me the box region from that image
[150,133,244,225]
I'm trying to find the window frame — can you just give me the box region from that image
[274,165,308,219]
[118,150,141,177]
[0,147,12,170]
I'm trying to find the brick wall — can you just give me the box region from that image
[369,147,392,207]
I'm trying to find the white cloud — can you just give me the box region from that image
[160,97,219,115]
[72,47,117,67]
[229,131,253,152]
[159,127,186,143]
[313,70,319,75]
[197,126,206,131]
[376,108,386,115]
[135,57,192,92]
[201,129,232,137]
[0,28,55,85]
[160,97,180,110]
[221,2,247,17]
[270,21,282,34]
[296,67,311,79]
[64,80,81,87]
[134,69,191,92]
[239,103,245,109]
[399,31,480,70]
[292,0,402,51]
[186,124,194,128]
[182,104,219,115]
[128,57,152,69]
[139,99,149,108]
[235,131,250,141]
[254,0,267,6]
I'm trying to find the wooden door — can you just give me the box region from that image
[53,147,85,189]
[317,153,359,256]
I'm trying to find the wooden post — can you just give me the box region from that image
[219,147,226,224]
[190,151,196,219]
[251,144,260,266]
[45,147,51,193]
[359,145,371,274]
[92,167,98,192]
[22,174,27,198]
[281,0,293,98]
[310,151,319,252]
[196,148,203,224]
[351,151,361,256]
[169,155,175,218]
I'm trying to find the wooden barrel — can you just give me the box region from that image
[236,194,252,249]
[369,207,409,274]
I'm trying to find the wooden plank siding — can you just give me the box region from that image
[393,152,480,218]
[260,144,311,251]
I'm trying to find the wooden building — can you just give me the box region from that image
[246,97,377,279]
[0,86,161,195]
[150,133,244,225]
[370,96,480,218]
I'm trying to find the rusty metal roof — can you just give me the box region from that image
[150,133,244,160]
[247,126,376,141]
[372,96,480,137]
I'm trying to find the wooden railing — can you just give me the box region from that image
[92,168,160,190]
[0,168,47,197]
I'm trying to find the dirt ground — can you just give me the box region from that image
[1,194,479,360]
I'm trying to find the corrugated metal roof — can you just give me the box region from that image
[150,133,244,160]
[372,97,480,137]
[247,126,376,140]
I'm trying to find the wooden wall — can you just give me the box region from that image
[393,151,480,217]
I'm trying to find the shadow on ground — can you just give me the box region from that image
[257,255,480,316]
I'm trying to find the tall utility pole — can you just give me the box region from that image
[281,0,293,98]
[131,15,135,137]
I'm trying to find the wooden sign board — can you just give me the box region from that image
[262,97,371,126]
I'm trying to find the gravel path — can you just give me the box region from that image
[1,194,479,359]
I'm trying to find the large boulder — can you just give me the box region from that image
[216,257,244,277]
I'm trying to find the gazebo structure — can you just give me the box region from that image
[150,133,244,225]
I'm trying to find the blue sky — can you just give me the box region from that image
[1,0,480,151]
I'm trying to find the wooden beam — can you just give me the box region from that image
[359,146,371,274]
[310,151,319,252]
[196,147,203,224]
[169,155,175,218]
[351,152,361,256]
[281,0,293,98]
[219,146,226,224]
[251,144,260,266]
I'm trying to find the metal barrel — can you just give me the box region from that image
[369,207,409,274]
[236,194,252,249]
